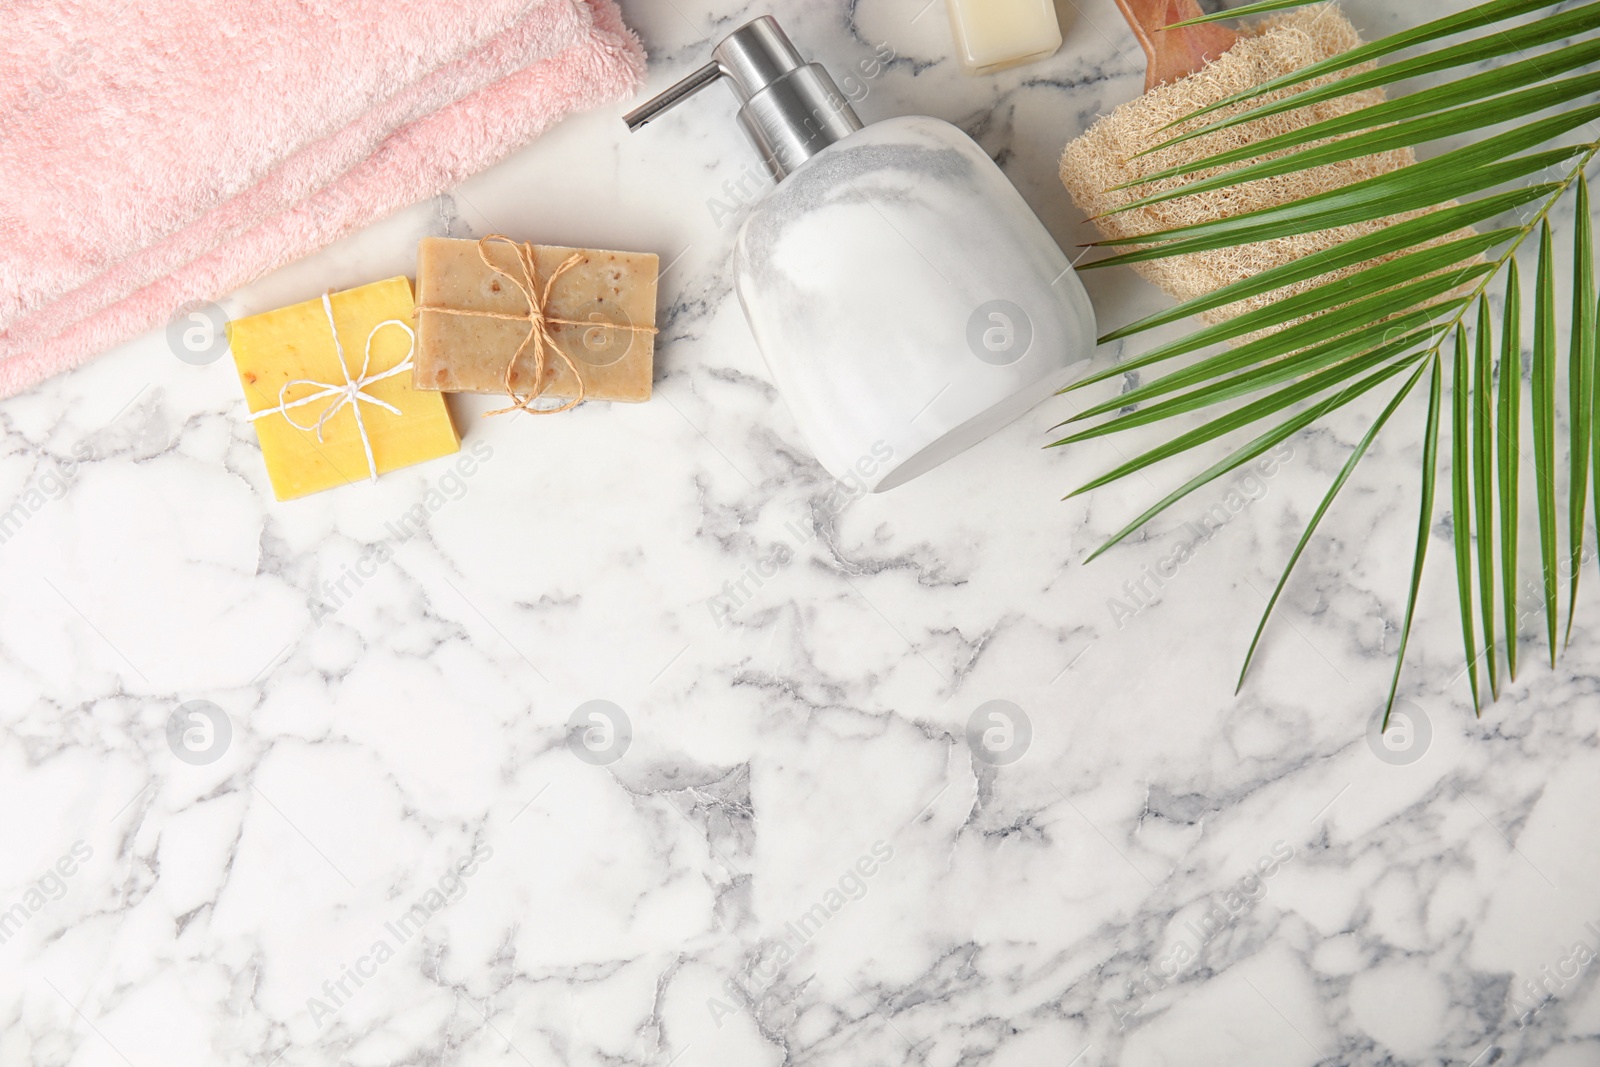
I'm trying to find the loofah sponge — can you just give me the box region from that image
[1062,5,1443,326]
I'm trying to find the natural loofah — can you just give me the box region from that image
[1061,5,1452,326]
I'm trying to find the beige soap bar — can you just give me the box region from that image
[414,236,659,402]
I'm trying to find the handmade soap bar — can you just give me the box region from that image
[946,0,1061,76]
[229,277,459,500]
[413,236,659,403]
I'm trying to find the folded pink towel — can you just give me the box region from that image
[0,0,645,397]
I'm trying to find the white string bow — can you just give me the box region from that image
[247,292,415,483]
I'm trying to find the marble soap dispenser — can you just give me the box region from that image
[625,17,1095,492]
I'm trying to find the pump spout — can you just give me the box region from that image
[620,16,862,182]
[622,62,723,131]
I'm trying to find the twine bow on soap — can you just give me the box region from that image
[247,292,415,483]
[415,234,658,417]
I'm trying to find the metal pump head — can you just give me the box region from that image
[622,17,862,182]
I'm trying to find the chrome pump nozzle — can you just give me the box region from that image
[623,17,862,182]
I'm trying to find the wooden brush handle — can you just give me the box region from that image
[1114,0,1240,91]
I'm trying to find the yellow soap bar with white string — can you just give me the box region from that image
[228,277,459,500]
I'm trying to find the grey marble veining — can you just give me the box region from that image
[2,1,1599,1065]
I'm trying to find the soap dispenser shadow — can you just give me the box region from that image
[626,16,1096,493]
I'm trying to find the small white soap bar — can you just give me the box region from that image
[946,0,1063,76]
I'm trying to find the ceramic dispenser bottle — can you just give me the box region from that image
[625,17,1095,492]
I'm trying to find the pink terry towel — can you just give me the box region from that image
[0,0,646,398]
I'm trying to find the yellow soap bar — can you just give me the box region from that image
[229,277,460,500]
[413,236,658,403]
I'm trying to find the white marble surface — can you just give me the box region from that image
[3,1,1599,1065]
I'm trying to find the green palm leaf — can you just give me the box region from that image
[1067,345,1427,495]
[1499,259,1524,682]
[1070,295,1472,421]
[1473,296,1499,700]
[1532,220,1560,665]
[1153,0,1600,151]
[1059,0,1600,710]
[1452,327,1481,709]
[1238,362,1430,691]
[1107,78,1600,216]
[1055,326,1447,445]
[1094,191,1548,339]
[1117,41,1600,192]
[1090,142,1589,256]
[1568,175,1595,645]
[1069,260,1488,408]
[1168,0,1326,25]
[1169,0,1560,33]
[1387,355,1446,724]
[1593,285,1600,615]
[1082,358,1420,563]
